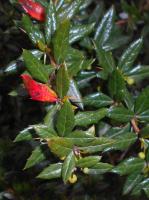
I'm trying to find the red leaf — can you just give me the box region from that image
[19,0,45,21]
[21,74,58,103]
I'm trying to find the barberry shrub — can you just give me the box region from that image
[5,0,149,197]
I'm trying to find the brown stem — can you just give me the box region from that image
[131,118,140,134]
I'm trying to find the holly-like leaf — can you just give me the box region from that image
[112,157,145,175]
[108,69,126,101]
[86,162,113,175]
[48,137,73,157]
[62,151,76,183]
[75,108,108,127]
[123,173,143,195]
[96,48,115,75]
[118,38,143,72]
[14,126,33,142]
[56,65,70,98]
[22,15,45,45]
[23,50,49,83]
[53,20,70,64]
[37,163,62,179]
[24,146,45,169]
[69,23,95,44]
[77,156,101,168]
[67,79,84,110]
[57,0,82,21]
[45,1,57,44]
[107,106,134,122]
[83,92,113,108]
[94,7,115,48]
[56,101,75,137]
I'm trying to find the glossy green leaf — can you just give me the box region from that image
[24,146,45,169]
[37,163,62,179]
[23,50,49,83]
[14,126,33,142]
[107,106,134,122]
[57,0,82,21]
[96,48,115,74]
[124,65,149,81]
[112,157,144,175]
[79,137,114,153]
[77,156,101,168]
[56,101,75,137]
[118,38,143,72]
[132,178,149,196]
[108,69,126,101]
[75,108,108,127]
[56,65,70,98]
[22,15,45,45]
[62,151,76,183]
[49,137,73,157]
[67,79,84,110]
[69,23,95,44]
[83,92,113,108]
[53,20,70,64]
[44,104,60,128]
[135,87,149,115]
[95,7,115,48]
[45,1,57,45]
[87,162,113,175]
[32,124,57,139]
[65,130,95,146]
[123,173,143,195]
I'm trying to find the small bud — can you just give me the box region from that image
[68,174,77,184]
[60,156,66,161]
[83,167,89,174]
[138,152,145,160]
[126,77,135,85]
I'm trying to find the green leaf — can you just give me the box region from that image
[77,156,101,168]
[118,38,143,72]
[112,157,145,175]
[53,20,70,64]
[57,0,82,21]
[65,130,95,146]
[24,146,45,169]
[86,162,113,175]
[14,127,33,142]
[135,87,149,115]
[62,151,76,183]
[83,92,113,108]
[32,124,57,139]
[44,104,60,128]
[56,65,70,98]
[123,173,143,195]
[96,48,115,75]
[67,79,84,110]
[37,163,62,180]
[45,1,57,45]
[49,137,73,157]
[108,69,126,101]
[23,50,49,83]
[95,7,115,48]
[124,65,149,81]
[22,15,45,45]
[75,108,108,127]
[107,106,134,122]
[109,132,137,151]
[131,178,149,196]
[79,137,114,153]
[4,50,43,76]
[69,23,95,44]
[56,101,75,137]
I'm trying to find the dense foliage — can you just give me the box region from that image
[0,0,149,199]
